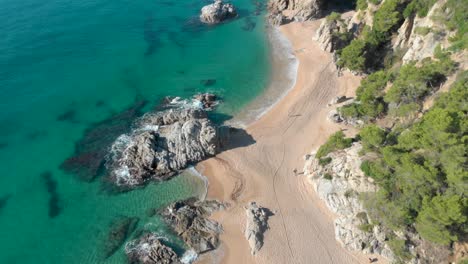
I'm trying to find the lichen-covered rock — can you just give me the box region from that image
[107,108,218,187]
[126,233,181,264]
[267,0,325,23]
[244,202,273,255]
[314,16,350,52]
[303,143,394,259]
[200,0,237,24]
[161,198,225,254]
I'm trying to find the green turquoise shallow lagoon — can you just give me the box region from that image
[0,0,271,262]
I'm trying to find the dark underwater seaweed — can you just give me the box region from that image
[200,79,216,87]
[0,194,12,214]
[41,171,61,218]
[103,216,139,259]
[60,100,147,182]
[95,100,106,107]
[26,130,47,141]
[57,109,77,122]
[143,14,163,56]
[241,17,256,31]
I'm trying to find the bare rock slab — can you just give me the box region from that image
[244,202,273,255]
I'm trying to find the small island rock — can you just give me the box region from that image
[200,0,237,24]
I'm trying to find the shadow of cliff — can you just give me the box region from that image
[217,125,256,151]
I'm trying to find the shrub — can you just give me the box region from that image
[324,173,333,180]
[358,223,374,233]
[316,131,353,159]
[326,12,342,22]
[360,124,386,150]
[388,238,412,261]
[319,157,332,166]
[356,0,368,10]
[337,39,367,72]
[414,26,431,36]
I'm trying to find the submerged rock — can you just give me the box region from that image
[126,233,180,264]
[244,202,273,255]
[107,108,218,187]
[161,198,225,254]
[104,217,139,259]
[200,0,237,24]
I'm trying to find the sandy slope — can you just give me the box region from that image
[196,20,383,264]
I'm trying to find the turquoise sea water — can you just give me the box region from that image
[0,0,270,263]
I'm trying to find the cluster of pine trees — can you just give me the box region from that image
[317,0,467,261]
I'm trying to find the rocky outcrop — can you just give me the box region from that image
[303,143,394,259]
[193,93,219,110]
[267,0,325,25]
[161,198,225,254]
[314,16,351,52]
[126,233,181,264]
[393,0,451,64]
[244,202,273,255]
[200,0,237,24]
[107,108,218,187]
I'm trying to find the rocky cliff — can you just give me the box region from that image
[268,0,325,25]
[303,143,394,259]
[393,0,452,64]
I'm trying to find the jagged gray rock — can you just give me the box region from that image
[244,202,273,255]
[107,108,218,187]
[314,16,350,52]
[393,1,450,64]
[161,198,225,254]
[303,143,394,259]
[125,233,181,264]
[267,0,325,24]
[200,0,237,24]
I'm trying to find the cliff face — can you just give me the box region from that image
[268,0,325,25]
[392,0,451,64]
[303,143,394,260]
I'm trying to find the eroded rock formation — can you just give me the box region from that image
[200,0,237,24]
[268,0,325,25]
[126,233,181,264]
[244,202,273,255]
[161,198,225,254]
[315,17,351,52]
[304,143,394,259]
[107,108,218,188]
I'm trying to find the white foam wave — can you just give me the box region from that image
[180,249,198,264]
[186,166,209,201]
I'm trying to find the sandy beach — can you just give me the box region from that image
[196,20,384,264]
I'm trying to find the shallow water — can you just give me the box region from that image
[0,0,271,262]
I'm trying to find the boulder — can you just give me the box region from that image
[193,93,219,110]
[244,202,273,255]
[200,0,237,24]
[107,108,218,187]
[125,233,180,264]
[161,198,225,254]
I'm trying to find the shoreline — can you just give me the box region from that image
[195,20,383,264]
[226,25,299,128]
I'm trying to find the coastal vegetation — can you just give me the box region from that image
[316,0,467,261]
